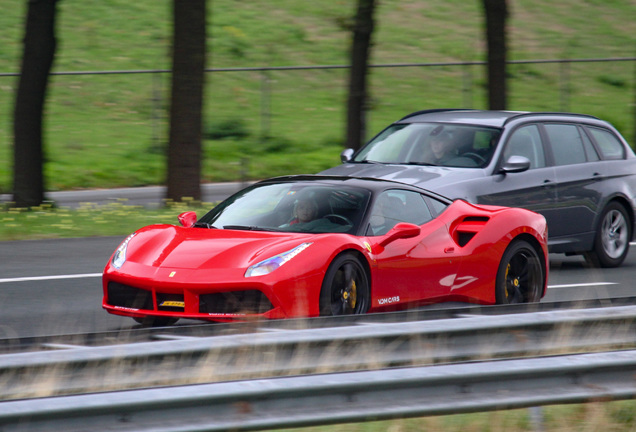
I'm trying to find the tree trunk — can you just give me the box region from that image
[166,0,206,202]
[345,0,376,151]
[12,0,58,208]
[483,0,508,110]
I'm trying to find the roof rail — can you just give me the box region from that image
[502,111,600,126]
[398,108,474,121]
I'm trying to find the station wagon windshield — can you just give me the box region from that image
[353,123,502,168]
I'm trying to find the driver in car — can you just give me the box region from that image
[289,197,318,225]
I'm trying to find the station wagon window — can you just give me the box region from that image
[503,125,545,169]
[586,126,625,160]
[367,190,433,236]
[544,124,596,166]
[424,196,449,217]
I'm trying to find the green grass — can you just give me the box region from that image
[272,400,636,431]
[0,199,208,241]
[0,0,634,194]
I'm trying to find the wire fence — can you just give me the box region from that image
[0,57,634,188]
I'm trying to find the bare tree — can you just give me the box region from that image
[345,0,376,151]
[483,0,508,110]
[12,0,59,208]
[166,0,206,202]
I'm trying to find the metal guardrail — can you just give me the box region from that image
[2,303,636,400]
[2,349,636,432]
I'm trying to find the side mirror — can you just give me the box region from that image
[178,211,197,228]
[379,222,421,247]
[500,155,531,174]
[340,148,355,163]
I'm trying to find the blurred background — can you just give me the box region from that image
[0,0,634,194]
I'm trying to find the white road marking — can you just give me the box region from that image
[548,282,618,289]
[0,275,622,290]
[0,273,102,284]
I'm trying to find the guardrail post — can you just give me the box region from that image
[529,406,545,432]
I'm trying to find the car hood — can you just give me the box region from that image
[320,163,486,198]
[124,225,317,270]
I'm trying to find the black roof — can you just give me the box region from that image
[256,174,452,202]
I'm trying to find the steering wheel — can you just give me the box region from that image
[462,152,486,164]
[323,214,352,226]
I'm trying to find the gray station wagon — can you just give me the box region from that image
[321,109,636,267]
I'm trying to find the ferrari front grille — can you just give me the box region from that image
[199,290,273,314]
[107,282,153,310]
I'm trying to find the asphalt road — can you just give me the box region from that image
[1,237,635,339]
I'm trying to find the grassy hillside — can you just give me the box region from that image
[0,0,634,193]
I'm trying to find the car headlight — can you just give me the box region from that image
[245,242,312,277]
[112,233,136,269]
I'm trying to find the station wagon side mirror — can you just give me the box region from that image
[500,155,531,174]
[340,148,355,163]
[379,222,421,247]
[178,211,197,228]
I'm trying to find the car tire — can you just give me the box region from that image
[319,252,370,316]
[133,316,179,326]
[495,240,543,304]
[586,202,631,268]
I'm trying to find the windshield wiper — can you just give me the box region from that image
[223,225,256,230]
[355,159,384,164]
[223,225,283,232]
[193,222,217,228]
[404,161,437,166]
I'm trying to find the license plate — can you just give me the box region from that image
[160,300,185,308]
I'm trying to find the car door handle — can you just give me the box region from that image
[541,179,554,188]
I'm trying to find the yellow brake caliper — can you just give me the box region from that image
[343,280,357,309]
[505,263,520,299]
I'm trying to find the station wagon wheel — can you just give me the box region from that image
[586,202,631,268]
[495,240,543,304]
[319,253,370,316]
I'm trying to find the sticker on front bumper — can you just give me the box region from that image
[160,300,185,308]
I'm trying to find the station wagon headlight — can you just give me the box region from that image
[245,242,312,277]
[112,233,136,269]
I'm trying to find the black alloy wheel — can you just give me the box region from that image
[495,240,543,304]
[319,253,370,316]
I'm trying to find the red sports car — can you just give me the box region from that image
[102,176,548,325]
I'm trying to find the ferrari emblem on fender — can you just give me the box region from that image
[364,241,372,254]
[169,271,176,278]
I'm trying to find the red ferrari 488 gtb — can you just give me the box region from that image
[103,175,548,325]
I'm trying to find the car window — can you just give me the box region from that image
[503,125,545,169]
[544,124,590,166]
[199,182,371,234]
[424,196,449,217]
[353,123,500,168]
[366,190,433,236]
[580,128,600,161]
[586,126,626,160]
